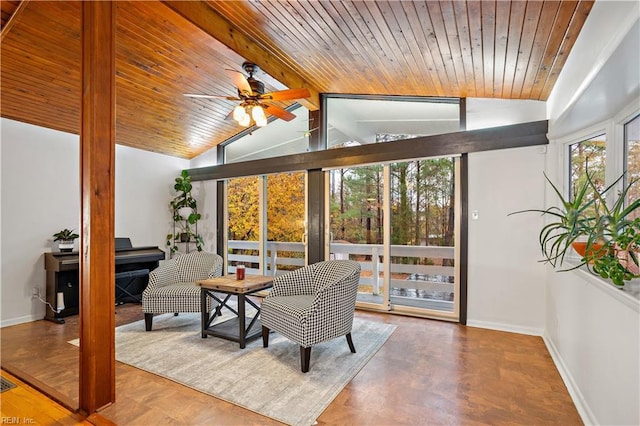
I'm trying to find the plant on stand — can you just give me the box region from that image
[53,228,79,252]
[166,170,204,255]
[510,172,639,287]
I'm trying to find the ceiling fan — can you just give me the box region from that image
[184,62,310,128]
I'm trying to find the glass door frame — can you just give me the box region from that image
[324,158,460,321]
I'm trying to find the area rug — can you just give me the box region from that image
[70,311,396,425]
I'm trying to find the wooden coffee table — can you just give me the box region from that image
[197,275,273,349]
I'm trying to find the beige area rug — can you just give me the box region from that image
[70,311,395,426]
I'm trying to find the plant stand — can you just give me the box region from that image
[169,205,199,258]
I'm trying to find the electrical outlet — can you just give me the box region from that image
[32,287,39,297]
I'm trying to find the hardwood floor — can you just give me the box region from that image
[0,370,90,425]
[1,304,582,425]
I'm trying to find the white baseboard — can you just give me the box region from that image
[1,313,43,328]
[466,319,543,336]
[543,334,596,425]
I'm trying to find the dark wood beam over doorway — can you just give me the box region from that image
[79,1,116,414]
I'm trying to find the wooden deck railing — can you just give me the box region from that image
[227,240,455,296]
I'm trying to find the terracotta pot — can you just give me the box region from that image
[571,241,607,258]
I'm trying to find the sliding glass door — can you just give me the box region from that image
[226,172,307,276]
[326,158,460,319]
[388,157,459,317]
[328,165,388,310]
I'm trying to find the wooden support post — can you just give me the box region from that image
[79,1,116,413]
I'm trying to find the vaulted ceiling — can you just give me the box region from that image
[1,1,594,159]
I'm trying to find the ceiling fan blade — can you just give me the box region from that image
[262,104,296,121]
[183,93,241,101]
[225,69,252,96]
[260,88,310,102]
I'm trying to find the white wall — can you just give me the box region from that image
[116,144,189,248]
[545,266,639,425]
[0,118,188,326]
[190,149,219,255]
[544,3,640,425]
[465,98,548,335]
[467,146,548,335]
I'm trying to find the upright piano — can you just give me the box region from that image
[44,238,165,323]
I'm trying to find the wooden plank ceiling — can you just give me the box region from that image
[1,1,593,159]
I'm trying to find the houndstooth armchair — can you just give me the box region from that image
[142,251,223,331]
[261,260,361,373]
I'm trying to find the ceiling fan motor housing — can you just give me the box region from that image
[248,78,265,96]
[241,62,265,96]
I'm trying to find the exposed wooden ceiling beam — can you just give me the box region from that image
[1,0,29,43]
[189,120,549,181]
[162,0,321,111]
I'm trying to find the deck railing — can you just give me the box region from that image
[227,240,455,296]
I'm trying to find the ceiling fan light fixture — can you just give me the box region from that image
[251,104,266,122]
[232,105,246,122]
[238,113,251,127]
[255,116,268,127]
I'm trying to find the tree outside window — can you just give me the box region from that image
[569,134,606,204]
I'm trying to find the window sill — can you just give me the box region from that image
[565,259,640,313]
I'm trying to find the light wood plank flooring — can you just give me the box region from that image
[1,304,582,425]
[0,369,92,425]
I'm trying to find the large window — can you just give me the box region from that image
[325,97,459,149]
[569,133,606,201]
[226,173,307,276]
[562,106,640,270]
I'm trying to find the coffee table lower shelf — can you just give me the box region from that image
[202,316,263,345]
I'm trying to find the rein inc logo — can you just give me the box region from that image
[1,419,35,424]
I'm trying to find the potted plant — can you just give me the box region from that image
[53,228,79,252]
[510,172,639,286]
[583,174,640,286]
[166,170,203,254]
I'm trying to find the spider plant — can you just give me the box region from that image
[511,172,640,286]
[584,174,640,286]
[509,173,597,268]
